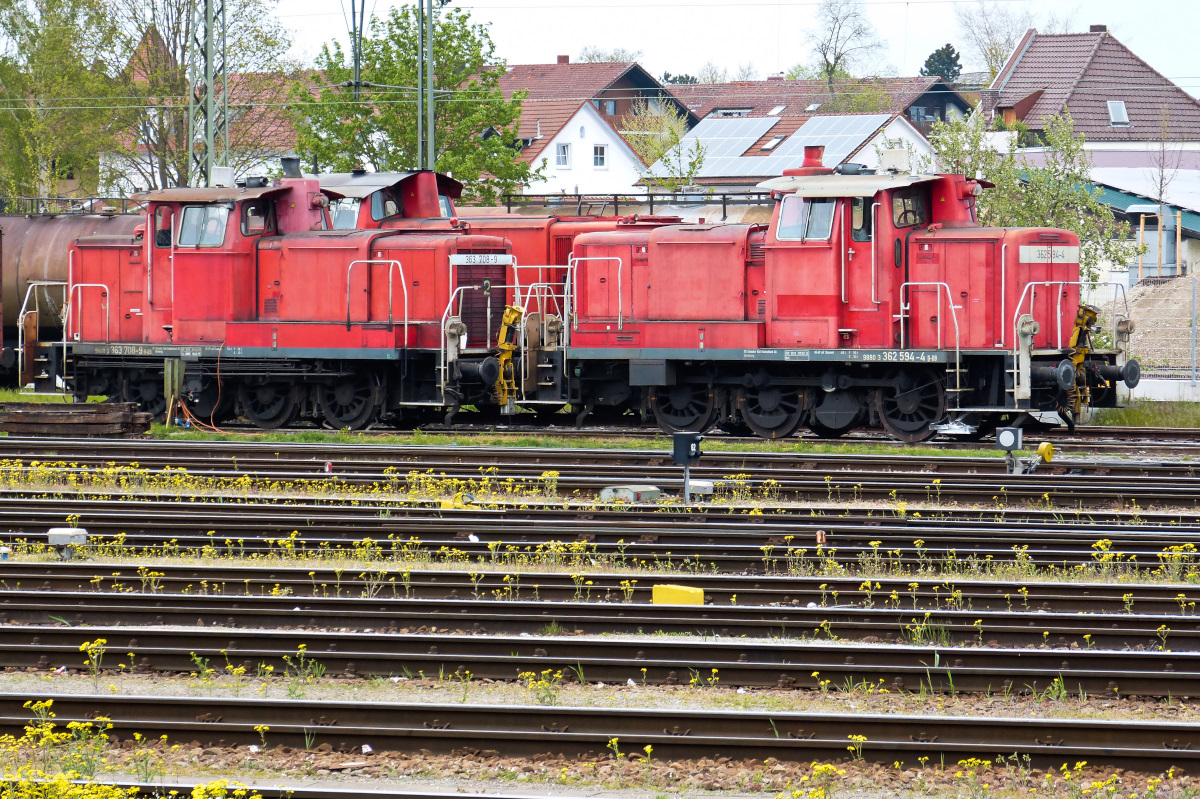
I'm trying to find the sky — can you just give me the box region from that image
[272,0,1200,98]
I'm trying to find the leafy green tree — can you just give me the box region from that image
[0,0,120,197]
[930,112,1136,279]
[291,6,538,203]
[920,44,962,82]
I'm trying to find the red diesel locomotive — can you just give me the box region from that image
[36,147,1137,441]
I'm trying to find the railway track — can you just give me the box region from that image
[0,691,1191,769]
[4,589,1197,651]
[5,624,1195,698]
[8,563,1200,616]
[0,494,1196,571]
[1,435,1198,479]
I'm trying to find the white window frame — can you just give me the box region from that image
[1107,100,1130,126]
[556,142,571,169]
[593,144,608,169]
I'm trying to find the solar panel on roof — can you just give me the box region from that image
[650,114,891,180]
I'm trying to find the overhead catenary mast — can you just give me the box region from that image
[186,0,229,187]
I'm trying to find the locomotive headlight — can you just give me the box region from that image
[996,427,1023,451]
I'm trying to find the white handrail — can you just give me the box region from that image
[344,259,409,343]
[66,283,112,342]
[17,280,68,382]
[567,256,624,330]
[998,242,1007,347]
[898,281,962,351]
[839,203,847,303]
[870,202,880,305]
[899,280,963,397]
[1011,280,1130,352]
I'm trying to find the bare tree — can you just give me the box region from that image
[577,46,642,63]
[733,63,759,81]
[1148,109,1182,205]
[106,0,293,190]
[807,0,884,93]
[955,0,1034,80]
[696,61,728,84]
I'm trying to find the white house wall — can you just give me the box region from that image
[524,103,645,195]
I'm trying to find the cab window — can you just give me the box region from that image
[776,195,835,241]
[370,187,402,221]
[153,206,172,248]
[178,205,230,247]
[330,198,361,229]
[241,199,275,236]
[892,187,928,229]
[438,194,453,217]
[851,197,874,242]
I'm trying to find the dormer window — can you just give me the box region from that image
[1107,100,1130,126]
[767,105,786,116]
[761,135,786,152]
[711,108,751,118]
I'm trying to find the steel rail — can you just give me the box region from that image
[47,784,563,799]
[0,691,1194,769]
[5,590,1200,651]
[2,498,1200,571]
[1,436,1197,479]
[10,563,1200,617]
[4,625,1196,699]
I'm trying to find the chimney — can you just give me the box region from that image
[557,55,569,64]
[767,73,784,81]
[1089,24,1107,32]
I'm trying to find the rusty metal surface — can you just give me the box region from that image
[0,691,1194,768]
[0,215,140,332]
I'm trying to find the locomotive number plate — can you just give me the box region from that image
[1018,245,1080,264]
[450,253,514,266]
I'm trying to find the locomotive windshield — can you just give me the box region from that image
[851,197,874,242]
[177,205,230,247]
[776,195,835,241]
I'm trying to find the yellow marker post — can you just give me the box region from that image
[652,584,704,605]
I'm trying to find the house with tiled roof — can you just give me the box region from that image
[985,24,1200,144]
[644,111,931,192]
[498,56,697,194]
[984,24,1200,283]
[667,76,974,137]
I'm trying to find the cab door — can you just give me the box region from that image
[841,197,884,346]
[147,205,174,342]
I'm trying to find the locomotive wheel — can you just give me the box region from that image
[238,382,300,429]
[122,372,166,418]
[188,380,235,426]
[317,373,378,430]
[874,370,946,443]
[807,390,864,438]
[649,385,716,433]
[737,386,807,440]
